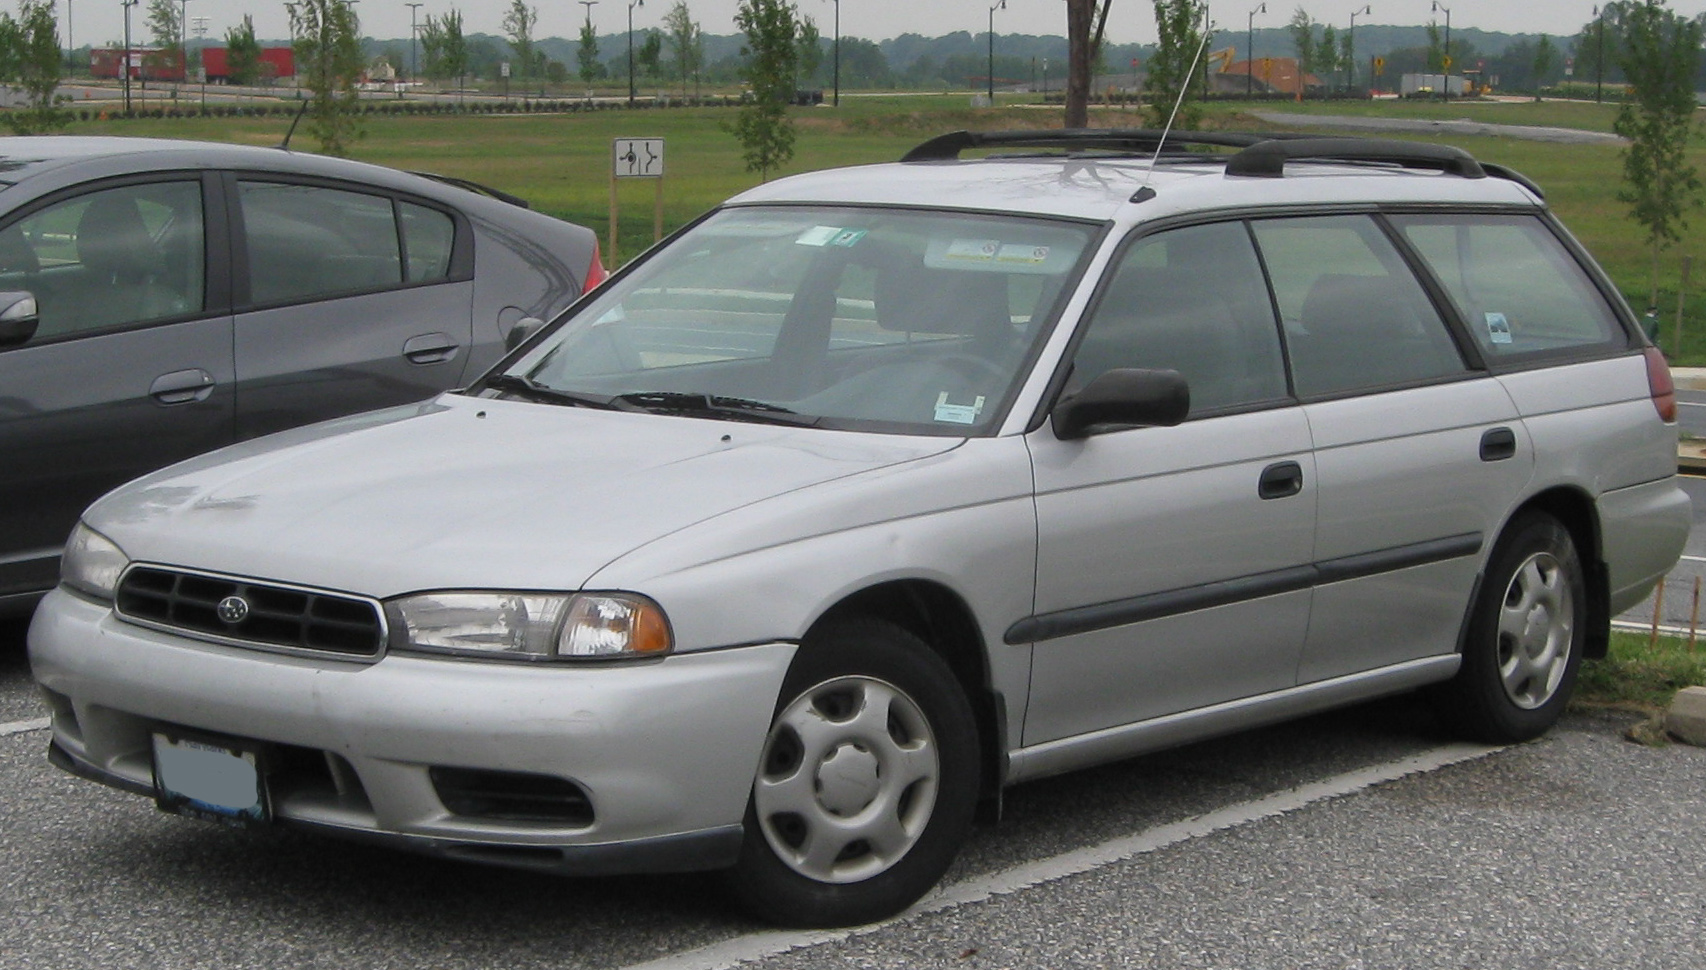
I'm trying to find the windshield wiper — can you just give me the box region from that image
[484,374,640,411]
[615,392,820,427]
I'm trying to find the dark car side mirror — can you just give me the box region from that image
[1051,367,1190,440]
[505,316,545,353]
[0,291,39,349]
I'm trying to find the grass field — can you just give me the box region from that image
[58,95,1706,359]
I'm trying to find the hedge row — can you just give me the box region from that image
[70,95,746,123]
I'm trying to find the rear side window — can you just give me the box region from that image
[239,181,404,305]
[1392,213,1625,360]
[1251,214,1467,398]
[400,202,455,282]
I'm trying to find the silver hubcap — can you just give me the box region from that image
[1496,551,1574,710]
[754,676,939,884]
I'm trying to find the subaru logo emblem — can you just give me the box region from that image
[215,595,250,625]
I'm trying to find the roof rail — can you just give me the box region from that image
[900,128,1304,162]
[1224,137,1486,179]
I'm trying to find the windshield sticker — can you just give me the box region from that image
[943,238,1001,262]
[828,228,868,247]
[796,225,844,247]
[997,244,1051,265]
[933,392,986,425]
[1485,311,1513,345]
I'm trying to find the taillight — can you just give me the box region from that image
[582,242,608,294]
[1644,346,1677,422]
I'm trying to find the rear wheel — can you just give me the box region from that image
[1432,512,1586,743]
[725,617,979,927]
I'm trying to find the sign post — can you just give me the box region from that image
[611,138,666,265]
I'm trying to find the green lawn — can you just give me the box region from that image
[58,95,1706,358]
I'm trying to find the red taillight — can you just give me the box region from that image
[582,242,608,294]
[1645,346,1677,422]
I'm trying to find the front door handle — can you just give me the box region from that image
[1258,461,1304,500]
[402,332,461,366]
[1480,427,1517,462]
[149,368,215,406]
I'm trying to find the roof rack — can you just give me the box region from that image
[899,128,1303,162]
[1223,137,1485,179]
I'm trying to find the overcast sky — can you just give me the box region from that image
[71,1,1706,52]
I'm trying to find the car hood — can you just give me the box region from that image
[86,394,962,598]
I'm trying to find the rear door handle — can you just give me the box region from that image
[1258,461,1304,500]
[149,368,215,406]
[402,332,461,366]
[1480,427,1517,462]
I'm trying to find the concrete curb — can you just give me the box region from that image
[1665,686,1706,747]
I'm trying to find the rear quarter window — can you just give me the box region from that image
[1392,213,1627,362]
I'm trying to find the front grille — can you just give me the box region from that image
[116,566,384,658]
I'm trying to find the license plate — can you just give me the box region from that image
[151,731,270,827]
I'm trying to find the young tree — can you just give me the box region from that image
[663,0,702,96]
[637,29,662,80]
[440,9,469,86]
[1425,20,1443,72]
[0,0,67,134]
[1532,35,1556,100]
[730,0,800,181]
[226,14,263,86]
[795,15,821,88]
[1144,0,1208,129]
[577,16,602,83]
[146,0,180,51]
[1612,0,1704,307]
[1064,0,1113,128]
[289,0,364,156]
[1288,7,1318,83]
[419,14,446,80]
[503,0,537,89]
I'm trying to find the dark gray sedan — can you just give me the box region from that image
[0,137,604,616]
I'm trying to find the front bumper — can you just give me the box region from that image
[29,588,796,876]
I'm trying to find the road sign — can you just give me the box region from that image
[1442,55,1453,70]
[614,138,665,179]
[1372,56,1385,76]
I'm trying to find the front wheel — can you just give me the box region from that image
[724,617,979,928]
[1432,511,1587,743]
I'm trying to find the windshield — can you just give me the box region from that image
[498,206,1095,435]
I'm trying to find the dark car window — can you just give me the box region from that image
[1251,214,1467,397]
[0,180,204,342]
[239,181,404,305]
[1069,221,1288,416]
[399,201,454,282]
[1392,213,1626,360]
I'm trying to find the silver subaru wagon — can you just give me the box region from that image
[30,130,1690,928]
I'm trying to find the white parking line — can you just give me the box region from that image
[0,717,49,737]
[621,742,1505,970]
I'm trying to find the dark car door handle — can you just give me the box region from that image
[1258,461,1304,500]
[1481,427,1518,462]
[402,333,461,365]
[149,369,216,406]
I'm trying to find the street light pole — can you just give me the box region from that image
[179,0,192,87]
[987,0,1004,105]
[1348,5,1368,96]
[406,2,423,81]
[830,0,839,107]
[1431,0,1450,99]
[1593,4,1605,104]
[121,0,135,114]
[627,0,642,107]
[1246,3,1264,99]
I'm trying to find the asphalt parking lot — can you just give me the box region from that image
[4,610,1705,969]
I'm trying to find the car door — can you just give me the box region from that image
[229,177,475,440]
[0,176,232,603]
[1249,213,1534,684]
[1023,221,1315,746]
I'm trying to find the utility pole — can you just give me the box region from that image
[987,0,1004,105]
[406,3,423,81]
[1247,3,1265,98]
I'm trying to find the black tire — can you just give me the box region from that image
[1431,511,1586,743]
[723,616,980,928]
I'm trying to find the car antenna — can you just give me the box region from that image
[1139,5,1216,191]
[278,100,310,150]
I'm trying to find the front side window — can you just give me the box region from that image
[239,181,403,306]
[1251,214,1467,398]
[0,180,204,342]
[1392,213,1625,361]
[507,206,1095,435]
[1069,220,1288,416]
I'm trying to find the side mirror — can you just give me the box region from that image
[1051,367,1190,440]
[505,316,545,353]
[0,291,39,349]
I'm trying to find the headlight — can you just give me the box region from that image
[62,523,129,602]
[390,591,672,661]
